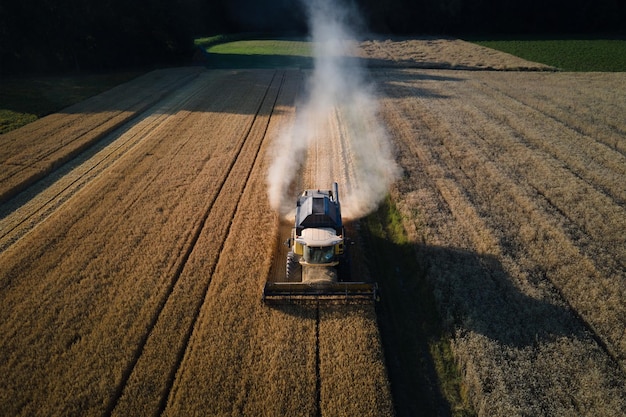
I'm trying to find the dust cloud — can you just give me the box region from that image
[266,0,400,220]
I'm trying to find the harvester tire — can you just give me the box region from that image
[338,253,352,281]
[286,252,302,282]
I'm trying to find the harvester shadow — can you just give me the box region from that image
[413,244,587,348]
[262,217,588,416]
[373,69,465,100]
[363,230,588,417]
[200,51,315,69]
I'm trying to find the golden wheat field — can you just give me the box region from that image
[1,40,626,416]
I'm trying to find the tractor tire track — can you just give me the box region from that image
[297,92,394,417]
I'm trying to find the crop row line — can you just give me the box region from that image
[315,304,322,417]
[159,70,286,415]
[0,79,206,254]
[0,69,201,204]
[426,94,614,357]
[379,70,626,414]
[417,92,626,367]
[105,70,286,417]
[485,73,626,158]
[461,114,626,279]
[467,78,626,206]
[0,70,249,416]
[102,81,245,417]
[453,79,626,298]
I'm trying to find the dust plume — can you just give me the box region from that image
[267,0,400,219]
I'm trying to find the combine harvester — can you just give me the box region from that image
[263,182,378,302]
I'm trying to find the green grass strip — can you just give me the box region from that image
[469,36,626,71]
[207,40,312,57]
[200,38,314,69]
[362,196,474,417]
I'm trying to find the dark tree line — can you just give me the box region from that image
[360,0,625,35]
[1,0,624,75]
[1,0,232,75]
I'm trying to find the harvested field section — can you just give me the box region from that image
[318,304,394,417]
[359,38,554,71]
[378,68,626,415]
[0,67,202,203]
[480,72,626,156]
[0,69,277,416]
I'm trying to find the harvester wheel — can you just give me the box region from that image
[338,254,352,281]
[286,252,302,282]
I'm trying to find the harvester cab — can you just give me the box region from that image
[263,182,378,302]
